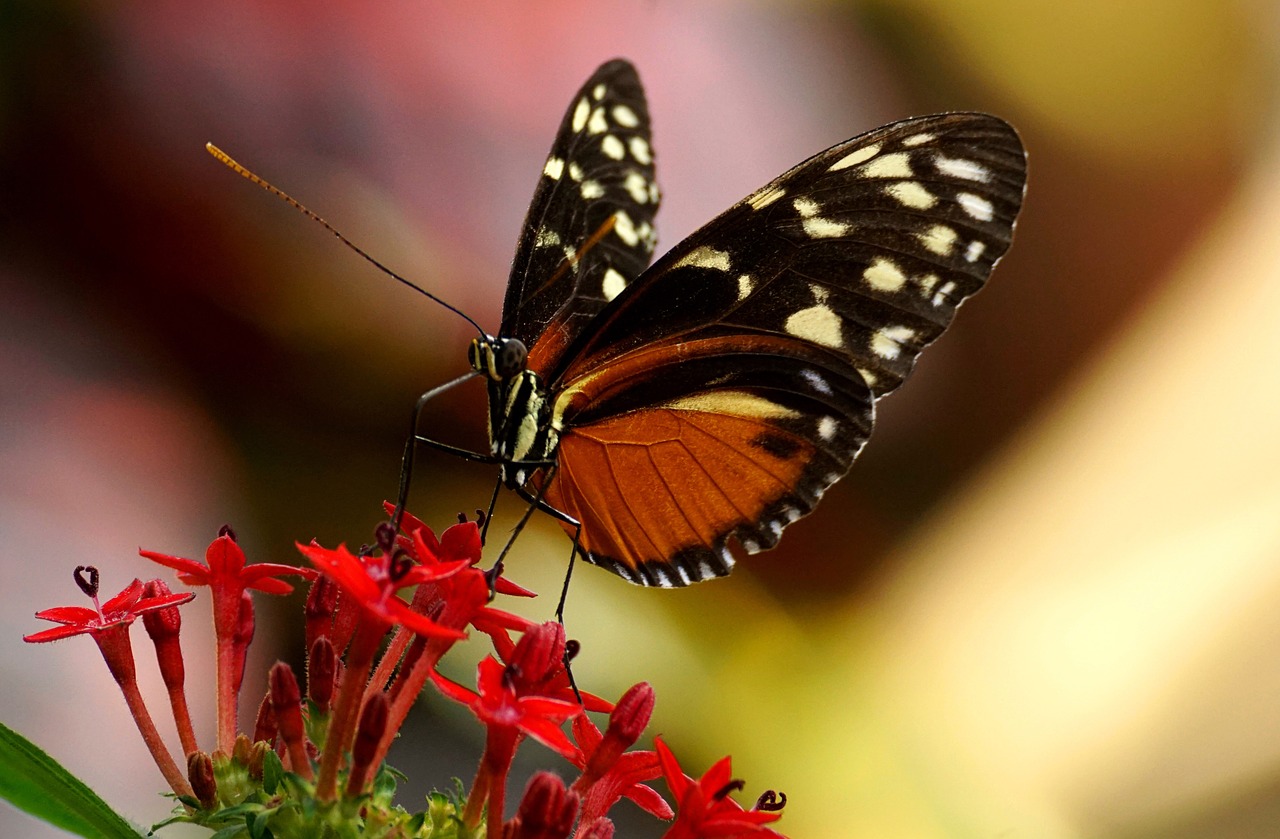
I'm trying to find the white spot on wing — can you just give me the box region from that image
[884,181,937,209]
[786,305,843,348]
[628,136,652,164]
[870,325,916,359]
[602,267,627,301]
[936,155,991,182]
[568,162,584,181]
[571,98,590,133]
[674,246,731,272]
[534,228,561,248]
[858,152,913,178]
[612,105,639,127]
[580,180,605,199]
[801,369,832,394]
[592,83,606,101]
[957,192,995,221]
[918,224,958,256]
[587,107,608,135]
[818,416,838,441]
[601,135,626,160]
[613,210,639,246]
[918,274,939,296]
[863,258,907,292]
[623,171,650,203]
[965,240,986,262]
[932,280,958,307]
[737,274,754,301]
[543,157,564,180]
[828,143,881,171]
[902,133,935,147]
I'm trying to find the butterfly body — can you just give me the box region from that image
[470,59,1027,587]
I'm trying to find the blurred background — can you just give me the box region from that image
[2,0,1279,836]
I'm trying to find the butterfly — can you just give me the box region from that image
[460,58,1027,587]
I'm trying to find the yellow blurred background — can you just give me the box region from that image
[2,1,1278,836]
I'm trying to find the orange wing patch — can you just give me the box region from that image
[540,405,817,586]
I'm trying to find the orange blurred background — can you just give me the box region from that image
[2,1,1278,836]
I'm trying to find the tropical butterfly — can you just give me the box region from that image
[457,58,1027,587]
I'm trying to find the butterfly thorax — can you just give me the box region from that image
[469,335,560,487]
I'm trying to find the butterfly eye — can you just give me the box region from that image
[496,338,528,378]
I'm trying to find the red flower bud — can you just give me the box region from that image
[307,636,337,713]
[187,751,217,809]
[345,692,389,797]
[252,690,278,746]
[305,574,339,653]
[269,662,312,780]
[506,772,579,839]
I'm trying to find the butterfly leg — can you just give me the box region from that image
[391,370,485,530]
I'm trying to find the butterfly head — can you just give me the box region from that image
[469,335,528,382]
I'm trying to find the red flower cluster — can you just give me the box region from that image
[24,509,791,839]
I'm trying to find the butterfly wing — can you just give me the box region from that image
[538,113,1028,586]
[501,59,660,371]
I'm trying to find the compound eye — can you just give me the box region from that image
[497,339,528,377]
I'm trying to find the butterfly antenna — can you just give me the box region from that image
[206,143,488,340]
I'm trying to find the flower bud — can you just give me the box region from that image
[186,751,217,809]
[307,636,337,713]
[506,772,578,839]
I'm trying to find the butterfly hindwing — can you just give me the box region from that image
[502,59,660,371]
[536,111,1026,585]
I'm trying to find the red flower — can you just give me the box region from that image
[295,540,467,640]
[141,529,314,597]
[569,684,671,828]
[655,738,788,839]
[142,529,315,753]
[433,656,582,759]
[24,576,194,643]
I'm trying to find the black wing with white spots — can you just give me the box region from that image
[501,59,660,362]
[536,111,1026,586]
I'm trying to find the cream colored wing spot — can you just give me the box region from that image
[957,192,995,221]
[628,136,653,165]
[870,325,917,360]
[793,196,850,239]
[936,155,991,182]
[785,304,843,349]
[737,274,754,301]
[587,107,608,135]
[965,240,986,262]
[674,245,732,272]
[863,257,907,293]
[665,390,801,420]
[601,135,626,160]
[857,151,913,179]
[884,181,937,209]
[817,416,838,441]
[612,104,639,127]
[901,133,934,147]
[534,227,561,249]
[827,143,881,171]
[613,210,640,246]
[624,171,650,203]
[932,280,957,307]
[917,224,958,256]
[580,180,605,199]
[602,267,627,301]
[543,156,565,180]
[571,98,590,133]
[591,83,606,100]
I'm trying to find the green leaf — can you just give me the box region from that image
[0,720,145,838]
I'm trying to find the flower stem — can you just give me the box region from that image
[315,619,382,801]
[95,626,194,800]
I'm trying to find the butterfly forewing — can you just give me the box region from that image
[535,110,1026,586]
[502,59,660,371]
